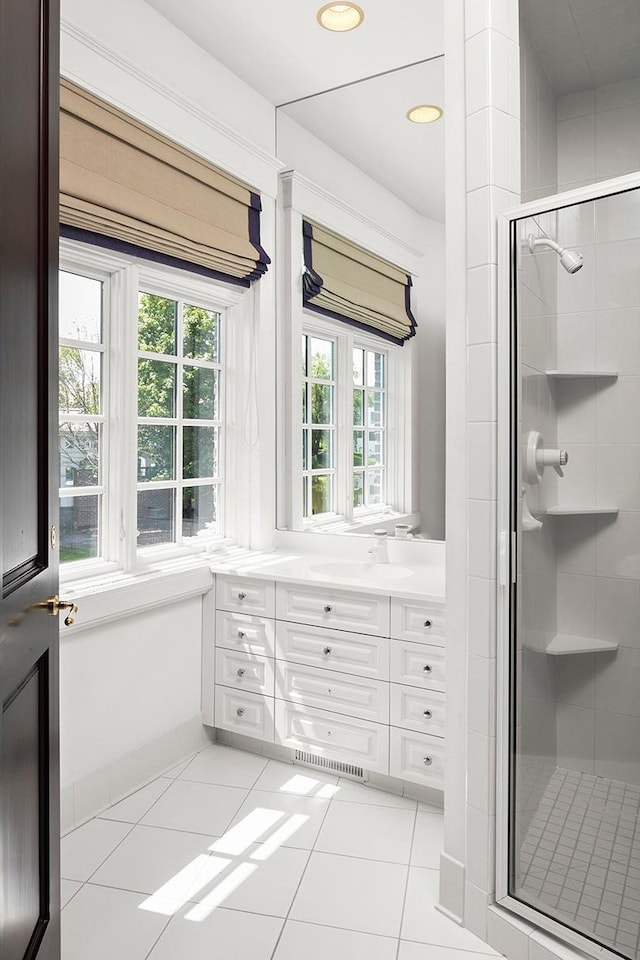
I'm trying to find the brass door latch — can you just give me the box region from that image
[34,596,78,626]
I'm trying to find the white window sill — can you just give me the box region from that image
[58,545,233,634]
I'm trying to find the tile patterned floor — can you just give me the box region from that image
[518,767,640,960]
[61,742,499,960]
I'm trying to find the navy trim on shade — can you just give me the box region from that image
[60,225,268,288]
[248,192,271,274]
[301,219,416,345]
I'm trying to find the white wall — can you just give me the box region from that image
[520,26,557,202]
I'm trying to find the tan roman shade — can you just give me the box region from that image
[60,79,270,285]
[302,220,416,344]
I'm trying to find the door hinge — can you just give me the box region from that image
[50,524,57,549]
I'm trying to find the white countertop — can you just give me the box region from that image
[208,547,445,601]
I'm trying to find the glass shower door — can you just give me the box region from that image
[507,183,640,960]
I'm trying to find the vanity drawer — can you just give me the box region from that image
[390,684,445,737]
[215,686,275,741]
[216,575,275,617]
[276,661,389,723]
[275,700,389,774]
[389,727,444,789]
[275,621,389,679]
[391,598,445,646]
[276,582,390,636]
[215,648,275,696]
[216,611,275,658]
[390,641,445,692]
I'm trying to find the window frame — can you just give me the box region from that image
[296,312,413,532]
[59,238,251,584]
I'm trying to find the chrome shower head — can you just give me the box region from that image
[527,234,584,274]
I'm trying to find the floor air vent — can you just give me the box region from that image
[294,750,364,780]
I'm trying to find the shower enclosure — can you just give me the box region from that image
[497,172,640,960]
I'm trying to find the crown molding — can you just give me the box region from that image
[280,170,427,264]
[60,19,286,188]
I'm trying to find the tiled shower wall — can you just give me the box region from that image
[551,187,640,788]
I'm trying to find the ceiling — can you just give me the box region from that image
[143,0,445,223]
[281,59,444,220]
[521,0,640,96]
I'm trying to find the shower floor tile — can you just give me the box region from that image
[518,767,640,960]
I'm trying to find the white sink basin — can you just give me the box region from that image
[309,561,414,583]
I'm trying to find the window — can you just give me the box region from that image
[58,271,105,562]
[137,294,223,546]
[297,318,410,530]
[58,241,248,577]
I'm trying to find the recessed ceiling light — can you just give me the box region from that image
[316,3,365,32]
[406,104,443,124]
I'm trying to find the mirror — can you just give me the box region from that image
[275,57,446,541]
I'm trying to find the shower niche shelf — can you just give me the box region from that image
[544,370,618,380]
[543,506,619,517]
[546,634,619,656]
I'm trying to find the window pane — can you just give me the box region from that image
[183,426,217,479]
[59,494,100,562]
[353,348,364,385]
[59,423,100,487]
[311,383,332,424]
[137,425,175,482]
[59,272,102,342]
[183,485,217,537]
[303,477,309,517]
[368,470,383,506]
[312,475,331,514]
[183,304,219,361]
[59,347,101,415]
[353,389,364,426]
[367,390,384,427]
[367,351,385,388]
[137,488,174,546]
[311,429,331,469]
[138,293,177,354]
[302,384,308,424]
[302,430,308,471]
[310,338,333,380]
[183,366,218,420]
[367,431,383,466]
[138,359,176,417]
[353,473,364,508]
[302,334,308,375]
[353,430,364,467]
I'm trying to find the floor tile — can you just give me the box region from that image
[178,743,268,789]
[274,919,397,960]
[147,905,282,960]
[290,851,407,937]
[91,824,219,908]
[141,778,247,836]
[164,756,194,778]
[410,811,444,868]
[315,800,415,863]
[398,942,499,960]
[99,778,172,824]
[252,759,339,798]
[225,788,330,850]
[61,883,169,960]
[193,843,310,918]
[333,779,417,809]
[402,867,498,953]
[61,819,132,881]
[61,879,82,909]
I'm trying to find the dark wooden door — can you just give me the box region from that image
[0,1,61,959]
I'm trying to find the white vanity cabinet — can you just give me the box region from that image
[212,573,445,790]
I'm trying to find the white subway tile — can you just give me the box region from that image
[557,115,596,186]
[595,576,640,650]
[595,239,640,310]
[467,188,493,268]
[487,905,534,960]
[595,190,640,243]
[595,510,640,580]
[557,572,597,640]
[468,654,496,737]
[467,421,497,500]
[468,343,497,422]
[468,576,498,658]
[465,32,491,116]
[595,103,640,180]
[467,731,495,815]
[556,702,596,773]
[596,78,640,112]
[466,109,491,192]
[596,443,640,511]
[595,646,640,718]
[466,807,496,891]
[556,312,596,370]
[595,711,640,785]
[556,516,597,576]
[595,308,640,374]
[596,375,640,443]
[557,88,595,121]
[467,264,497,344]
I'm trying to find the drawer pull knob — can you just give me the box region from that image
[323,646,332,656]
[237,591,247,600]
[424,619,432,628]
[423,664,432,674]
[423,756,433,766]
[236,707,245,717]
[324,604,332,613]
[236,668,246,678]
[237,629,247,639]
[423,709,433,719]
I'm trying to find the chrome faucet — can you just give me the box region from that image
[368,529,389,563]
